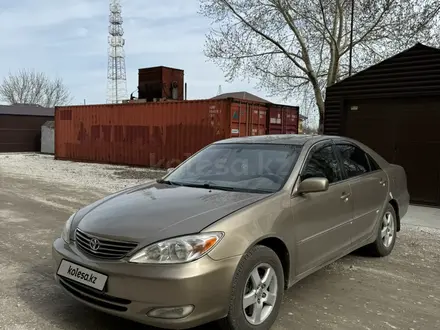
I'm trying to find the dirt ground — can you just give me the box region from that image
[0,154,439,330]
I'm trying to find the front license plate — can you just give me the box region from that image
[57,259,108,291]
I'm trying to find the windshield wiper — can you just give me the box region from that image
[158,180,274,194]
[156,179,182,186]
[180,183,273,194]
[170,182,229,190]
[173,182,218,189]
[203,184,236,191]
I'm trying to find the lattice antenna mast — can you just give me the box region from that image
[106,0,127,103]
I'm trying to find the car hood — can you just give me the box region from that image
[72,182,270,245]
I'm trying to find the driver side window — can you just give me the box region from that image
[301,144,342,184]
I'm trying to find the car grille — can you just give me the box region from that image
[59,277,130,312]
[75,229,138,260]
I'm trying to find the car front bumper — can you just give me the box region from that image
[52,238,241,329]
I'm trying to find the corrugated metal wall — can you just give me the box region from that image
[0,115,53,152]
[55,99,300,168]
[324,43,440,136]
[55,100,232,168]
[323,43,440,206]
[229,100,268,137]
[267,105,299,134]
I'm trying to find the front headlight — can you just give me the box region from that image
[61,213,76,243]
[129,232,224,264]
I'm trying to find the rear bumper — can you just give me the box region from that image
[52,238,240,329]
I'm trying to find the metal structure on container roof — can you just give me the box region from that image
[106,0,127,104]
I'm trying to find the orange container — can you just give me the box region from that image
[55,98,288,168]
[230,99,268,137]
[267,105,299,135]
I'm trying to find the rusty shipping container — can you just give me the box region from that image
[55,98,298,168]
[267,104,299,135]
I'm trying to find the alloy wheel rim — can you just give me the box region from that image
[242,263,278,325]
[381,211,395,248]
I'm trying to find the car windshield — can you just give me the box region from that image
[164,143,302,193]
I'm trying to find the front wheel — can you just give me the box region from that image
[366,203,397,257]
[218,245,284,330]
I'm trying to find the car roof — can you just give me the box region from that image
[214,134,344,146]
[212,134,390,169]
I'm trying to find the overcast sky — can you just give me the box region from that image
[0,0,293,105]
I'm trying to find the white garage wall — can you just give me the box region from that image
[41,121,55,154]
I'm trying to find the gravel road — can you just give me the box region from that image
[0,153,439,330]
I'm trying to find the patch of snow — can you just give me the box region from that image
[0,153,165,193]
[30,196,78,213]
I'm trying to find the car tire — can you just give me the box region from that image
[366,203,397,257]
[217,245,284,330]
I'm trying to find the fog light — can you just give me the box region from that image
[147,305,194,319]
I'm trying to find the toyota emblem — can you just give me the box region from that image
[89,238,100,251]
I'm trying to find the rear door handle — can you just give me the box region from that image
[379,179,387,186]
[341,192,351,200]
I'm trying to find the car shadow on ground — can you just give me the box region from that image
[15,261,220,330]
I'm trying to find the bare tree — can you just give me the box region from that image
[199,0,440,132]
[0,69,71,107]
[302,122,319,135]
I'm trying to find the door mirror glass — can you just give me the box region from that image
[166,167,175,174]
[297,177,329,194]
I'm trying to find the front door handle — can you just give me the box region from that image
[379,179,387,186]
[341,192,351,201]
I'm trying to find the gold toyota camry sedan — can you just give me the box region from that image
[52,134,409,330]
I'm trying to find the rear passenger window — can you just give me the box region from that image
[335,144,370,178]
[301,144,342,184]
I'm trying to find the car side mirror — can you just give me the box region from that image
[166,167,175,174]
[297,177,329,194]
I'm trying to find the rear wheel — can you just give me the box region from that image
[366,203,397,257]
[218,245,284,330]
